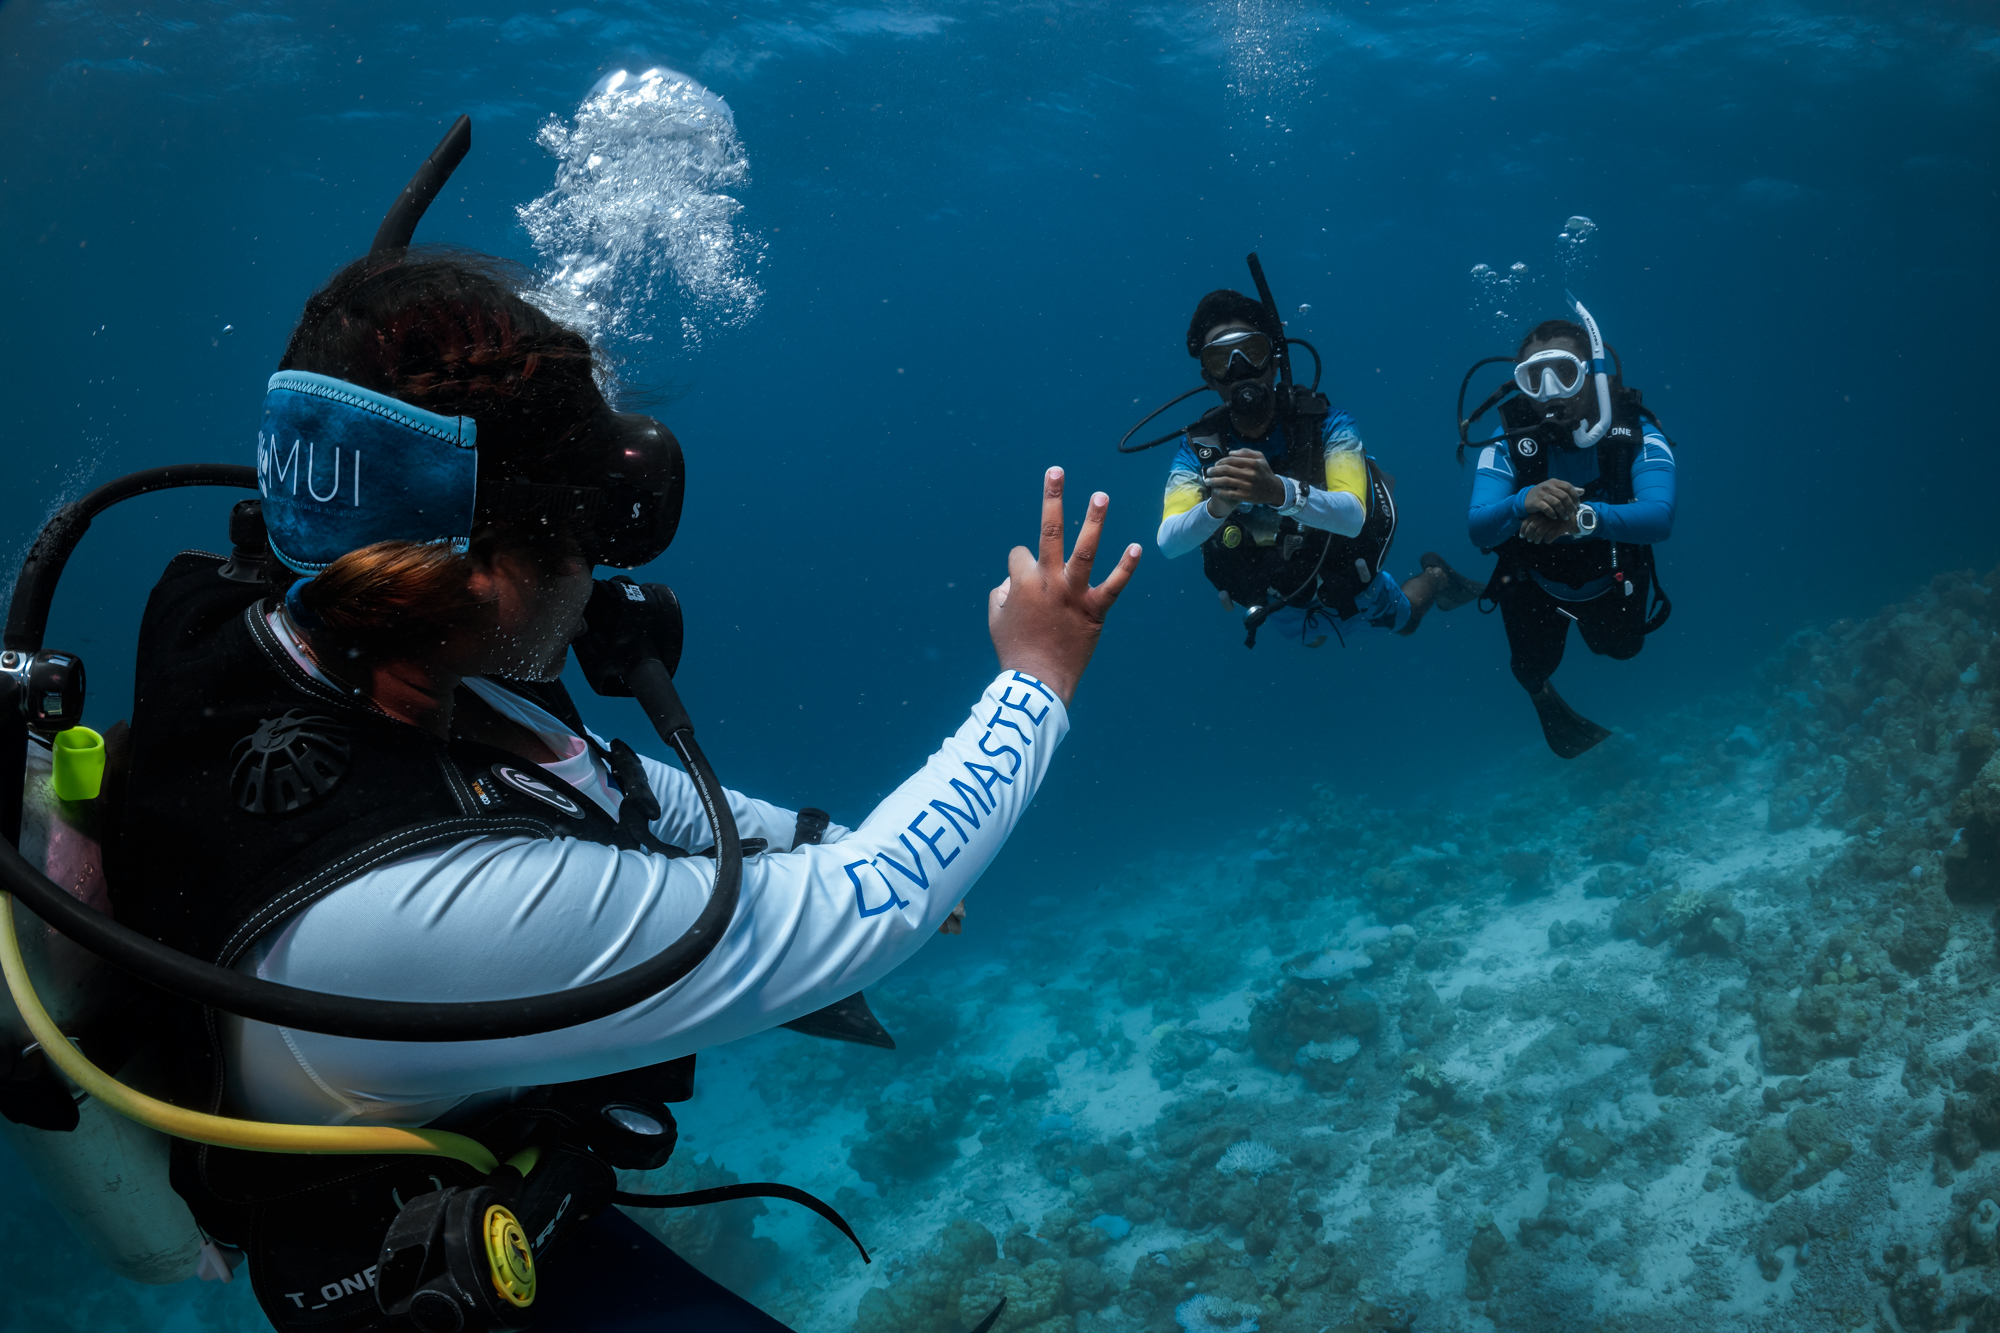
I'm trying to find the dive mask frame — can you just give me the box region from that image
[1454,294,1618,455]
[1199,329,1275,381]
[1513,348,1596,402]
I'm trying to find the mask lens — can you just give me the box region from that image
[556,412,685,569]
[1514,351,1586,400]
[1201,331,1272,380]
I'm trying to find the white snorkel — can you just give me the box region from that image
[1567,292,1614,449]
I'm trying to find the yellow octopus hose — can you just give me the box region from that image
[0,891,498,1175]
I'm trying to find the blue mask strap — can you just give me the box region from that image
[283,577,324,633]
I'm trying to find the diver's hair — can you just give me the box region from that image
[280,249,599,671]
[291,542,486,666]
[280,247,609,484]
[1186,289,1278,359]
[1518,320,1590,358]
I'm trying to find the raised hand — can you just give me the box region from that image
[988,467,1142,706]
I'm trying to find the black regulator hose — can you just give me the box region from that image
[1117,385,1210,454]
[2,465,261,844]
[1455,355,1520,461]
[0,652,744,1042]
[1,469,745,1042]
[4,463,260,653]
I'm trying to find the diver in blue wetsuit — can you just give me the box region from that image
[1460,300,1677,756]
[1155,287,1480,649]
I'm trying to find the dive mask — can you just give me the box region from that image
[258,371,684,574]
[1513,348,1593,402]
[1200,330,1273,381]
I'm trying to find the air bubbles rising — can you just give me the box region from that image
[1470,259,1535,338]
[519,66,763,361]
[1469,217,1600,338]
[1557,214,1597,284]
[1217,0,1316,138]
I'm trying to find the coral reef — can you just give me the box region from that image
[1215,1141,1280,1176]
[1173,1293,1260,1330]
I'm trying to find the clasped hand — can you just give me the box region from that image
[1203,449,1287,516]
[1520,478,1584,545]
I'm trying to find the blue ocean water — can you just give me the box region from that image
[2,1,1998,1330]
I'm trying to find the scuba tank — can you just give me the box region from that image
[2,730,204,1285]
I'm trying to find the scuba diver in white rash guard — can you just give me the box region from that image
[0,118,1137,1333]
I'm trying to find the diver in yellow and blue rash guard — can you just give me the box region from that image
[1156,288,1480,648]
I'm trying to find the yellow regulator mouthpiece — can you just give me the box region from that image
[50,727,106,802]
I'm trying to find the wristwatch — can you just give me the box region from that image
[1574,503,1599,536]
[1277,478,1309,517]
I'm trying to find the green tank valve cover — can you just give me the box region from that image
[51,727,106,801]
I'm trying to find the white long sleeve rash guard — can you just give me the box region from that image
[223,660,1067,1127]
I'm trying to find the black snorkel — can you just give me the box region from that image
[1116,251,1325,455]
[1243,251,1330,461]
[371,114,472,254]
[0,117,746,1043]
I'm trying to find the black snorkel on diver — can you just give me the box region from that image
[0,116,741,1046]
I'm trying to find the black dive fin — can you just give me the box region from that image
[1530,682,1612,759]
[1420,551,1485,613]
[782,991,896,1049]
[964,1298,1008,1333]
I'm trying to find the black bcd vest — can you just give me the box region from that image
[111,552,703,1331]
[1186,405,1398,621]
[1486,385,1672,633]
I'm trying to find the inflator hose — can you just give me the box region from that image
[1,468,745,1042]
